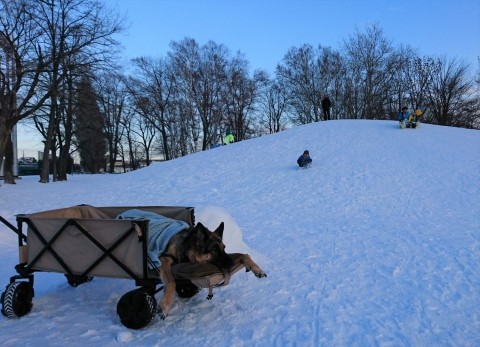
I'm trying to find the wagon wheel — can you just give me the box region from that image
[1,281,34,318]
[175,281,200,299]
[65,274,94,287]
[116,290,157,329]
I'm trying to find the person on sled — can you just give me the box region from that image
[397,107,411,128]
[409,109,423,127]
[297,150,312,168]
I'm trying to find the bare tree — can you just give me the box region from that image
[474,58,480,129]
[195,41,230,150]
[425,56,477,127]
[257,72,289,134]
[95,71,128,173]
[127,56,176,160]
[31,0,123,182]
[401,56,432,112]
[384,45,418,118]
[316,46,346,120]
[119,111,144,171]
[168,38,202,153]
[224,53,258,141]
[277,44,323,124]
[342,24,396,119]
[133,113,156,166]
[0,0,50,184]
[56,63,77,180]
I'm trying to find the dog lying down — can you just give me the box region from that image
[117,209,267,319]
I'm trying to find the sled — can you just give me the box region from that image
[300,162,312,169]
[0,205,247,329]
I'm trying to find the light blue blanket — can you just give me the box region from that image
[116,209,190,268]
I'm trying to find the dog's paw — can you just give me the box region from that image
[206,294,214,300]
[157,307,167,320]
[248,266,267,278]
[157,305,168,320]
[157,310,168,320]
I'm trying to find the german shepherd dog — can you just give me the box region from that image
[158,222,266,319]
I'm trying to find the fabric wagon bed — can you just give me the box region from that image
[0,205,247,329]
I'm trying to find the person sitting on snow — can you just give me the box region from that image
[223,127,235,145]
[397,107,410,127]
[297,150,312,167]
[409,109,423,123]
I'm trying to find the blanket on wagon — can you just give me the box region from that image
[116,209,190,268]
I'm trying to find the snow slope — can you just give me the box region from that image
[0,120,479,346]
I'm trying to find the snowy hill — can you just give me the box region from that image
[0,120,479,346]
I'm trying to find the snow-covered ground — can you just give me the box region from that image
[0,120,479,346]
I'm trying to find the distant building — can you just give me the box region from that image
[18,157,37,164]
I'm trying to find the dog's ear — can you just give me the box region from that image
[213,222,224,239]
[191,223,209,242]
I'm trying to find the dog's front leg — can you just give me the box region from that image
[158,256,176,319]
[235,254,267,278]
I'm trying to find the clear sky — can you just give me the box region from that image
[105,0,480,74]
[16,0,480,157]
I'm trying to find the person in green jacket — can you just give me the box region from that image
[223,127,234,145]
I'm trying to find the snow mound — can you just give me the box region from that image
[195,206,252,254]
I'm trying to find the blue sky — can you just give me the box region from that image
[105,0,480,74]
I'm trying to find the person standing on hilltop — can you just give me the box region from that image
[322,96,331,121]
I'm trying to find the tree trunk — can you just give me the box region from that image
[2,130,15,184]
[57,70,75,181]
[51,142,58,182]
[0,101,17,184]
[0,120,9,185]
[39,102,57,183]
[57,136,72,180]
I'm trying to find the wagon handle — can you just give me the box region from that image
[0,215,27,243]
